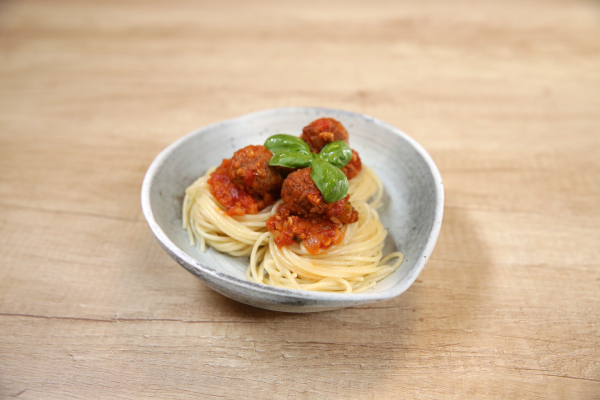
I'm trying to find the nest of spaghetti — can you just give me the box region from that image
[182,118,403,293]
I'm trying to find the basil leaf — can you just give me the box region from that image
[319,140,352,168]
[265,134,310,154]
[269,150,314,168]
[310,158,349,203]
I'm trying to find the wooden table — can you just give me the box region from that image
[1,0,599,398]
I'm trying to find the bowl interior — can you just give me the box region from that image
[146,108,442,298]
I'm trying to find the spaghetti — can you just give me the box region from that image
[183,166,403,293]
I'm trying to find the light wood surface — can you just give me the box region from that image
[1,0,599,398]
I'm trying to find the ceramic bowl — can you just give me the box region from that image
[141,108,443,313]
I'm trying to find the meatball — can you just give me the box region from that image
[300,118,349,153]
[340,149,362,180]
[281,168,358,224]
[229,145,283,197]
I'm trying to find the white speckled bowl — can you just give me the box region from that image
[141,108,443,313]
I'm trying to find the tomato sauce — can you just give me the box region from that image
[267,203,345,254]
[208,159,260,216]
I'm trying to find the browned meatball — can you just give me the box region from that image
[300,118,349,153]
[229,145,283,197]
[281,168,359,224]
[341,149,362,180]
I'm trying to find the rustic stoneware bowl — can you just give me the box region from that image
[141,108,443,313]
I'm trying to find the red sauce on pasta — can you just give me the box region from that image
[208,145,282,217]
[208,159,260,216]
[267,203,345,254]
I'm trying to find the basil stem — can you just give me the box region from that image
[265,134,310,154]
[310,156,349,203]
[269,150,314,168]
[319,140,352,168]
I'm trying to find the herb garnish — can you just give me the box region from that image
[265,134,352,203]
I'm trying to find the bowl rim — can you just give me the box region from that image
[141,107,444,303]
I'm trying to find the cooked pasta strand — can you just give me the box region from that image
[183,166,403,293]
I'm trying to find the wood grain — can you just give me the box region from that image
[1,0,599,398]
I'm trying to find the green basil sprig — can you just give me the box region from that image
[264,134,311,154]
[265,134,351,203]
[319,140,353,168]
[310,155,349,203]
[265,135,313,169]
[269,150,314,169]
